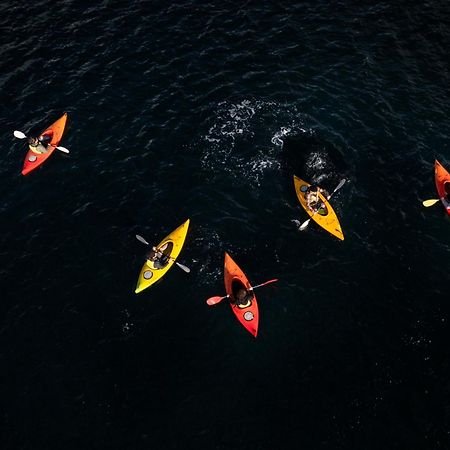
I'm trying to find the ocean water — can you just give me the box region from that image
[1,1,449,449]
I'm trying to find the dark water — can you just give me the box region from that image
[1,1,450,449]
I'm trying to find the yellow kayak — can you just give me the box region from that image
[293,176,344,240]
[135,219,190,293]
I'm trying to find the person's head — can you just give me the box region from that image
[307,185,319,193]
[39,136,50,146]
[237,288,247,301]
[445,181,450,195]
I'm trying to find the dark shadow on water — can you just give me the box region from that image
[281,132,350,190]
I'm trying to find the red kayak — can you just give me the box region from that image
[434,159,450,216]
[22,113,67,176]
[224,252,259,337]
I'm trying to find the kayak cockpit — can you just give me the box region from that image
[147,242,173,269]
[231,278,254,309]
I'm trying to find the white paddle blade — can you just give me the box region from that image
[135,234,150,245]
[299,219,311,231]
[327,178,346,199]
[333,178,346,193]
[422,199,439,207]
[56,146,70,154]
[14,130,27,139]
[175,262,190,273]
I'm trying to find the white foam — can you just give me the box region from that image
[271,125,309,147]
[200,100,311,184]
[271,126,291,147]
[203,100,260,147]
[307,152,326,169]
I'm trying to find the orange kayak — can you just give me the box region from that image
[224,252,259,337]
[434,160,450,216]
[293,175,344,240]
[22,113,67,176]
[135,220,190,294]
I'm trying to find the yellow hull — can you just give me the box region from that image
[135,219,190,293]
[294,176,344,240]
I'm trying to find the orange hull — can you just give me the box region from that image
[434,160,450,216]
[224,252,259,337]
[22,113,67,176]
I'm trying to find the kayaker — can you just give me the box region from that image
[445,181,450,202]
[28,134,52,154]
[233,288,252,309]
[148,245,170,269]
[305,185,328,215]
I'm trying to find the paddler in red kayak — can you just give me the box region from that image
[230,287,253,309]
[445,181,450,202]
[28,133,52,154]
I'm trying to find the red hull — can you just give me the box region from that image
[22,113,67,176]
[434,160,450,216]
[224,252,259,337]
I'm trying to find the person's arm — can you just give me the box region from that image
[314,190,320,205]
[319,187,329,198]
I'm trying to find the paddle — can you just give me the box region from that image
[13,130,70,154]
[297,178,346,231]
[422,199,440,207]
[135,234,191,273]
[206,278,279,306]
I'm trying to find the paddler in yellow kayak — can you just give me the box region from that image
[305,184,329,215]
[147,244,170,269]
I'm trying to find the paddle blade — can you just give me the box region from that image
[331,178,346,196]
[56,146,70,154]
[206,295,228,306]
[422,199,439,207]
[14,130,27,139]
[260,278,278,286]
[175,261,191,273]
[136,234,150,245]
[298,218,311,231]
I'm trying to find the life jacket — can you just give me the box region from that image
[29,143,48,154]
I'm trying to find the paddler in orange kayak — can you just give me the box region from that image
[230,287,253,309]
[305,184,329,215]
[28,133,52,154]
[445,181,450,202]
